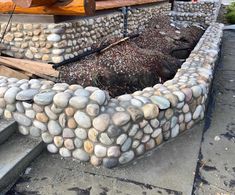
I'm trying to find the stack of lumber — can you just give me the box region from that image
[0,56,59,80]
[0,0,165,15]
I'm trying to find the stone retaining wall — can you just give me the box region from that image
[0,23,224,168]
[170,0,222,25]
[0,2,171,64]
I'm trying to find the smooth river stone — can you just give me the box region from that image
[171,116,178,128]
[75,128,87,140]
[128,124,139,137]
[193,105,203,119]
[73,149,90,161]
[112,112,131,126]
[45,106,58,120]
[74,111,91,129]
[86,104,100,117]
[74,138,83,148]
[0,98,6,108]
[16,89,38,101]
[185,112,192,123]
[54,136,64,147]
[150,96,170,110]
[36,113,48,123]
[143,124,153,134]
[69,96,88,109]
[118,94,132,101]
[53,92,71,108]
[94,145,107,158]
[13,113,32,127]
[90,90,106,105]
[163,94,178,107]
[84,140,94,153]
[181,88,193,102]
[4,87,21,104]
[119,150,135,164]
[59,113,66,128]
[16,102,25,113]
[107,146,121,157]
[151,128,162,138]
[116,134,128,145]
[107,125,121,138]
[171,124,180,138]
[165,109,174,120]
[48,120,62,135]
[25,110,36,119]
[34,91,56,106]
[52,83,69,91]
[142,104,159,120]
[121,137,132,152]
[33,120,47,132]
[64,139,75,150]
[59,147,71,158]
[47,144,58,154]
[130,99,143,107]
[93,114,110,132]
[173,91,185,102]
[191,86,202,98]
[99,133,113,145]
[18,126,29,135]
[51,104,63,114]
[103,158,118,169]
[0,87,8,98]
[74,89,90,97]
[63,128,75,138]
[183,104,190,113]
[29,126,41,137]
[127,106,143,122]
[41,132,53,143]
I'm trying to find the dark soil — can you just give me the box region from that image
[58,15,204,97]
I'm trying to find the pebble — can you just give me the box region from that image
[4,87,21,104]
[0,87,8,98]
[33,120,47,132]
[99,133,113,145]
[16,89,38,101]
[54,136,64,147]
[191,86,202,98]
[142,104,159,119]
[127,106,143,122]
[143,124,153,134]
[86,104,100,116]
[73,149,90,162]
[34,91,56,106]
[107,146,121,157]
[116,134,128,145]
[29,126,41,137]
[145,139,155,150]
[119,150,135,164]
[74,138,83,148]
[90,90,106,105]
[47,34,61,42]
[88,128,98,142]
[150,96,170,109]
[69,96,88,109]
[181,88,192,102]
[59,113,66,128]
[74,89,90,97]
[45,106,58,120]
[63,128,75,138]
[185,112,192,123]
[136,144,145,156]
[47,144,58,153]
[94,145,107,158]
[59,147,71,158]
[193,105,203,119]
[16,102,25,113]
[67,118,77,129]
[112,112,131,126]
[93,114,110,132]
[128,124,139,137]
[18,126,29,135]
[107,125,121,138]
[171,124,180,138]
[48,120,62,135]
[103,158,118,169]
[75,128,87,140]
[51,104,63,114]
[25,110,36,119]
[53,92,71,108]
[74,111,91,129]
[84,140,94,153]
[65,107,75,117]
[13,112,32,127]
[151,128,162,138]
[121,138,132,152]
[41,132,53,143]
[173,91,185,101]
[130,99,143,107]
[64,139,74,150]
[36,113,49,123]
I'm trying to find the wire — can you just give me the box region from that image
[0,3,16,44]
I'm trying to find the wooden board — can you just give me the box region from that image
[0,65,29,79]
[0,57,59,78]
[96,0,165,10]
[12,0,58,8]
[0,0,95,16]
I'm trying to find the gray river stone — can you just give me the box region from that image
[34,91,56,106]
[13,112,32,127]
[16,89,39,101]
[74,111,91,129]
[119,150,135,164]
[48,120,62,135]
[4,87,21,104]
[72,149,90,161]
[150,96,170,110]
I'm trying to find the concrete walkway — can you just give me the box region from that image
[7,31,235,195]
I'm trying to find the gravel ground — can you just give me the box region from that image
[58,15,204,97]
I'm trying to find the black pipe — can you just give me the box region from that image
[52,33,139,69]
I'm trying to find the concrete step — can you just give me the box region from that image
[0,120,17,145]
[0,133,45,193]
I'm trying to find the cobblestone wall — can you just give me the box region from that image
[0,3,170,63]
[170,0,222,25]
[0,23,224,168]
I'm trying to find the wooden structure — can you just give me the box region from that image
[0,0,165,15]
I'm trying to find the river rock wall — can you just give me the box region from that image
[0,2,171,64]
[0,23,224,168]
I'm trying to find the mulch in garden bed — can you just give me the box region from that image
[58,15,204,97]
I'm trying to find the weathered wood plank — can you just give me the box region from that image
[0,65,29,80]
[0,0,95,16]
[0,57,59,77]
[12,0,58,8]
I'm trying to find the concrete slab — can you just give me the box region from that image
[9,122,204,195]
[0,133,45,193]
[193,31,235,194]
[0,120,17,145]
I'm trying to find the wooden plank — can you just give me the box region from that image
[0,57,59,77]
[12,0,58,8]
[0,65,29,80]
[96,0,165,10]
[0,0,95,16]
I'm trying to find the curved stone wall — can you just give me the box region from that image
[0,23,223,168]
